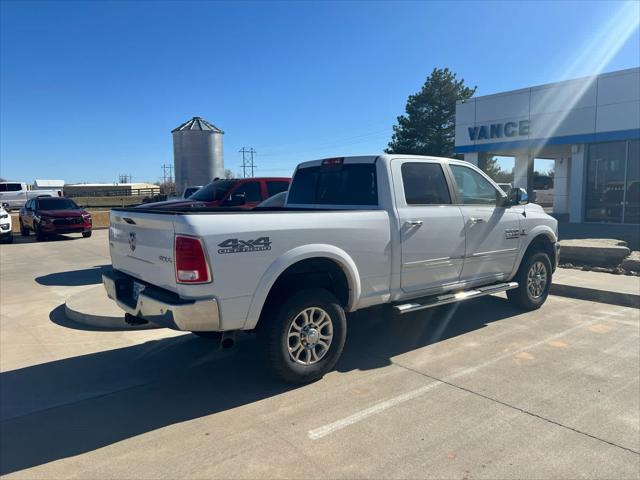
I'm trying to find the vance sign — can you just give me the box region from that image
[468,120,530,141]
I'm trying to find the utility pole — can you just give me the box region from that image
[161,164,173,184]
[239,147,257,178]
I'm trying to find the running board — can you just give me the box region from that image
[394,282,519,314]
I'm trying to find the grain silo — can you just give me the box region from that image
[172,116,224,194]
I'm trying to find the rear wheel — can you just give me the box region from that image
[260,288,346,384]
[20,220,29,236]
[507,251,552,310]
[82,231,92,238]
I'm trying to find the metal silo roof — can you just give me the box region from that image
[172,116,224,133]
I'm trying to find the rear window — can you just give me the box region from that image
[288,163,378,206]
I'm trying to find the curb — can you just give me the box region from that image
[550,284,640,309]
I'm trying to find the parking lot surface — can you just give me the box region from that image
[1,231,639,479]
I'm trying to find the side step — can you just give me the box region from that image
[394,282,519,314]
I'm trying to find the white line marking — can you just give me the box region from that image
[308,319,598,440]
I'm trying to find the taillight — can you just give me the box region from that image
[175,235,211,284]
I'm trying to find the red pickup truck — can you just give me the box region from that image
[149,177,291,209]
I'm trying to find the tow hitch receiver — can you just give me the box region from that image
[125,313,149,325]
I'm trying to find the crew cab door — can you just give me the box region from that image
[448,163,521,282]
[392,159,466,293]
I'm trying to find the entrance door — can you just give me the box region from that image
[448,163,522,282]
[392,160,466,294]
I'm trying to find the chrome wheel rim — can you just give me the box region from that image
[527,261,548,299]
[287,307,333,365]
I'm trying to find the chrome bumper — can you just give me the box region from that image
[102,270,220,332]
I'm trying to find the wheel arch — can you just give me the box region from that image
[243,244,361,330]
[512,226,558,277]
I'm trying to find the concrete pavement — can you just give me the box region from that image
[1,230,638,479]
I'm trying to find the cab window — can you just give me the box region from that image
[266,181,289,197]
[401,163,451,205]
[450,164,500,205]
[232,181,261,203]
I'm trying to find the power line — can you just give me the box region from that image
[239,147,257,177]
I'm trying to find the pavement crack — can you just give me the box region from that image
[390,360,640,457]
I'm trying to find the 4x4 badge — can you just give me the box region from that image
[218,237,271,254]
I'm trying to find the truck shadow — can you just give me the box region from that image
[35,265,111,286]
[1,296,519,475]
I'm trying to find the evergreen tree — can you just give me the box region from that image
[386,68,475,157]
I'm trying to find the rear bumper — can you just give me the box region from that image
[102,269,220,332]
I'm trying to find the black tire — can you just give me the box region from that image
[36,224,46,242]
[20,220,29,236]
[507,251,552,310]
[6,233,13,244]
[82,231,92,238]
[259,288,347,384]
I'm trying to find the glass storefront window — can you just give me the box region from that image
[585,139,640,224]
[625,140,639,224]
[585,142,627,223]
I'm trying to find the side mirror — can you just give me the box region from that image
[506,187,528,206]
[225,192,246,206]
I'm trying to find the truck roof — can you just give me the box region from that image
[296,154,459,170]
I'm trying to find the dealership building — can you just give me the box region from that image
[455,67,639,237]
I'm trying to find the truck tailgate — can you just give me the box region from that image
[109,210,177,292]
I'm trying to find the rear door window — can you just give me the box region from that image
[401,163,451,205]
[288,163,377,205]
[7,183,22,192]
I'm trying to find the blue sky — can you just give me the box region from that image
[1,1,639,183]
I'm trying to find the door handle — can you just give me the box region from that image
[405,220,423,227]
[468,217,485,224]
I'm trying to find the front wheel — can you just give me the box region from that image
[20,220,29,236]
[260,288,347,384]
[36,224,46,241]
[82,231,92,238]
[507,251,552,310]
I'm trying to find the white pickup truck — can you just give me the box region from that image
[0,182,63,211]
[103,155,559,383]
